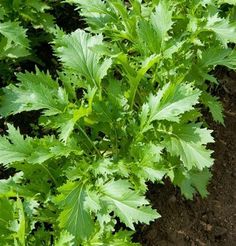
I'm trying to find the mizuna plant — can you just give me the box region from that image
[0,0,236,245]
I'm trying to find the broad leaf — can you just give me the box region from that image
[199,47,236,69]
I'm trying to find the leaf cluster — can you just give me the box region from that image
[0,0,236,245]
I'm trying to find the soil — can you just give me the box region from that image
[135,70,236,246]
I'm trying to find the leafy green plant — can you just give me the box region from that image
[0,0,236,245]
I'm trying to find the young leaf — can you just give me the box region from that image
[0,172,24,198]
[85,230,140,246]
[140,83,201,134]
[201,92,224,124]
[151,0,173,49]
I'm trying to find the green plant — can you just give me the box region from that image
[0,0,236,245]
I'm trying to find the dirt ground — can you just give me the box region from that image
[135,70,236,246]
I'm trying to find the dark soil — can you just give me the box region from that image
[135,71,236,246]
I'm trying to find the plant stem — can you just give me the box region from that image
[78,125,102,158]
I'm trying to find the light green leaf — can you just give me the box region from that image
[199,47,236,69]
[55,29,112,87]
[0,42,30,59]
[140,83,201,134]
[174,168,212,199]
[0,124,81,167]
[55,231,75,246]
[138,54,160,77]
[218,0,236,5]
[85,230,140,246]
[65,0,108,17]
[28,136,82,163]
[151,0,173,48]
[0,197,26,245]
[42,106,92,143]
[0,69,67,117]
[131,143,166,182]
[0,198,14,238]
[148,83,200,122]
[101,180,160,230]
[201,92,224,124]
[65,0,117,31]
[0,172,24,198]
[54,181,94,244]
[59,118,76,143]
[136,19,161,54]
[0,21,29,47]
[140,143,163,164]
[206,14,236,45]
[14,198,26,246]
[84,190,101,213]
[0,124,33,166]
[162,124,214,170]
[143,167,166,182]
